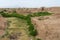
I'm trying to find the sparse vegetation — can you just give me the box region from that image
[31,12,52,17]
[8,33,18,40]
[26,15,38,36]
[0,12,26,19]
[37,38,41,40]
[0,11,52,40]
[25,12,52,36]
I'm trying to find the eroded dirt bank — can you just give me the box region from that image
[31,13,60,40]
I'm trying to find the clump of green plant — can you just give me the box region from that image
[37,38,41,40]
[26,15,38,36]
[30,12,52,17]
[0,11,26,20]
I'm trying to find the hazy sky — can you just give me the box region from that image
[0,0,60,8]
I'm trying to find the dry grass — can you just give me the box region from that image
[0,17,30,40]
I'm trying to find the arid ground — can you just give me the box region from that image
[0,7,60,40]
[31,13,60,40]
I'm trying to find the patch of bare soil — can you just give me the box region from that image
[0,15,7,37]
[31,13,60,40]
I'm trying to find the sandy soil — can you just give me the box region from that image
[31,13,60,40]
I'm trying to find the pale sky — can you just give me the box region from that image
[0,0,60,8]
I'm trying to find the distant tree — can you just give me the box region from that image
[41,7,45,11]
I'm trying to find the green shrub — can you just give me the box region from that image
[26,15,38,36]
[28,24,34,31]
[29,30,37,36]
[37,38,41,40]
[32,12,52,17]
